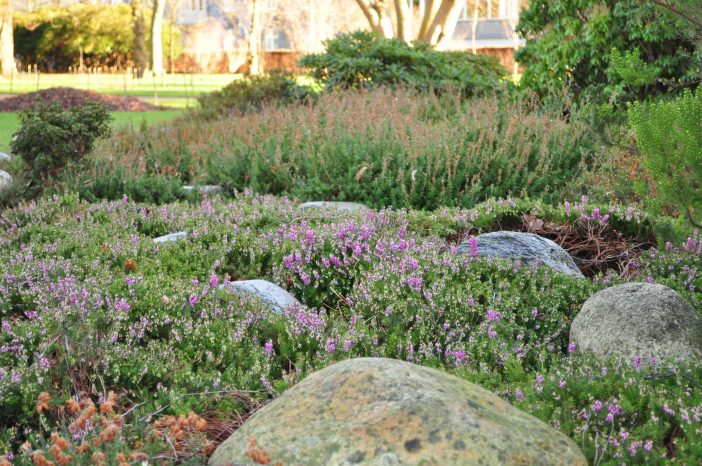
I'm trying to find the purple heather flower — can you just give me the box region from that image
[632,355,642,371]
[593,400,603,412]
[486,309,501,321]
[515,388,524,400]
[469,237,479,259]
[189,294,199,307]
[264,340,274,358]
[564,202,571,215]
[122,194,128,206]
[559,380,567,389]
[567,342,577,353]
[688,237,696,252]
[407,276,423,291]
[209,274,219,288]
[644,441,653,452]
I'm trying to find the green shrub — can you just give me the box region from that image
[299,30,506,95]
[11,102,112,197]
[197,71,316,119]
[515,0,701,102]
[629,86,702,227]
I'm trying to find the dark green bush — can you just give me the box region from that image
[11,102,112,198]
[197,71,316,118]
[515,0,701,102]
[299,30,506,95]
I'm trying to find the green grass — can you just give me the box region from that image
[0,110,183,152]
[0,73,238,97]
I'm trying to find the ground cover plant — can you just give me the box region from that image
[0,192,701,464]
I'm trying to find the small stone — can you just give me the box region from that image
[153,232,188,243]
[0,170,12,191]
[182,185,224,194]
[570,282,702,362]
[457,231,583,277]
[208,358,587,466]
[0,152,10,162]
[219,279,299,313]
[298,201,370,214]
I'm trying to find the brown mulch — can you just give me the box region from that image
[0,87,166,112]
[517,214,656,277]
[448,214,656,278]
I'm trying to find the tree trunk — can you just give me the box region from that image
[151,0,166,75]
[354,0,394,38]
[417,0,440,41]
[247,0,262,75]
[393,0,411,41]
[424,0,463,47]
[168,0,181,73]
[0,0,13,77]
[132,0,148,78]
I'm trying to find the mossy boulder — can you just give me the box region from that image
[571,282,702,361]
[209,357,587,466]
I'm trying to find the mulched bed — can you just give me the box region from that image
[0,87,166,112]
[448,214,657,278]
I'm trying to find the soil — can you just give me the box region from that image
[0,87,166,112]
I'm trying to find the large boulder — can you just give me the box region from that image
[457,231,583,277]
[0,170,12,191]
[298,201,370,214]
[219,279,299,313]
[570,282,702,361]
[209,358,587,466]
[153,232,188,243]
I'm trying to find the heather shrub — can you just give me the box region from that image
[1,193,701,464]
[629,86,702,228]
[87,88,608,208]
[299,31,506,95]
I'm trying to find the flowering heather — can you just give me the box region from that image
[0,193,700,464]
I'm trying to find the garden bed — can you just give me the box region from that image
[0,87,166,112]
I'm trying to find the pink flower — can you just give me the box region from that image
[515,388,524,400]
[486,309,501,321]
[469,237,479,259]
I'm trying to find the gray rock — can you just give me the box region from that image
[182,185,224,194]
[298,201,370,214]
[209,357,587,466]
[0,170,12,191]
[570,282,702,362]
[219,279,299,313]
[0,151,10,162]
[153,232,188,243]
[457,231,583,277]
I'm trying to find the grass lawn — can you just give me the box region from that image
[0,110,183,153]
[0,73,237,98]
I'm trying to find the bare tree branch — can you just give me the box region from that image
[651,0,702,28]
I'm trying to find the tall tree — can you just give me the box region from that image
[151,0,166,75]
[0,0,13,77]
[354,0,465,47]
[247,0,262,75]
[132,0,148,77]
